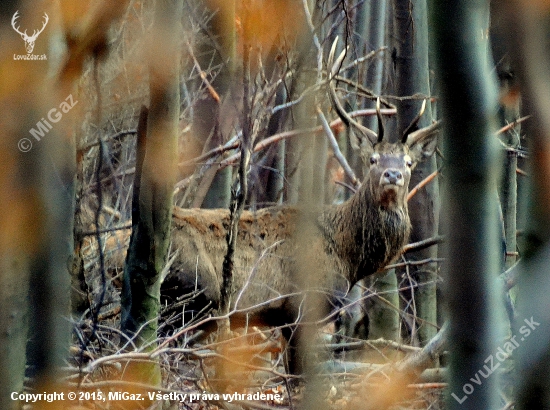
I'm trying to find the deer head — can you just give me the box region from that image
[328,40,440,210]
[12,11,49,54]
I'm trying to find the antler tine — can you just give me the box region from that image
[376,97,384,142]
[401,99,427,143]
[329,38,347,79]
[328,38,378,144]
[406,119,442,146]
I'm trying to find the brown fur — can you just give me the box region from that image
[86,128,437,373]
[162,138,437,332]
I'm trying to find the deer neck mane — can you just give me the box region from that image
[322,180,411,284]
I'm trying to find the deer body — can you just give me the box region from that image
[139,44,438,374]
[161,137,436,339]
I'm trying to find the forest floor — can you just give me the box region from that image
[67,304,446,410]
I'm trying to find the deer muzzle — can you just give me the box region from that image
[381,169,405,187]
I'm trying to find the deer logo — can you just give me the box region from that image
[11,11,49,54]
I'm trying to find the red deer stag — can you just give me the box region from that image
[160,44,441,374]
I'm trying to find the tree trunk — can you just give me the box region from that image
[196,0,237,210]
[494,1,550,407]
[120,0,181,387]
[1,75,74,410]
[431,0,503,408]
[366,271,400,341]
[393,0,439,345]
[346,0,391,344]
[364,0,387,132]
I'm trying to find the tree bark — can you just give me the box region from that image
[431,0,503,408]
[196,0,237,210]
[120,0,181,387]
[393,0,439,345]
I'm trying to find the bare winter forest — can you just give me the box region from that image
[2,0,550,409]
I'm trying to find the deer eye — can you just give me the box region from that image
[404,155,413,167]
[369,154,379,165]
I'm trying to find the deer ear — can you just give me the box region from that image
[406,120,441,161]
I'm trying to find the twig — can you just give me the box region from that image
[219,108,396,168]
[494,115,531,136]
[302,0,323,79]
[77,129,137,154]
[175,107,395,177]
[406,382,447,389]
[79,224,131,237]
[334,179,357,193]
[333,75,395,109]
[402,235,445,253]
[517,167,528,176]
[407,170,439,201]
[396,322,448,373]
[179,136,239,167]
[385,257,445,270]
[340,47,388,73]
[325,337,421,353]
[186,40,220,103]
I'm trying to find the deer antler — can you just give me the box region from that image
[328,38,379,145]
[376,97,384,143]
[400,98,442,146]
[406,119,442,147]
[401,99,427,143]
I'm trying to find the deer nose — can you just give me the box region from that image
[383,169,403,185]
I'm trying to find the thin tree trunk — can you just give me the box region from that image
[366,271,400,341]
[364,0,387,132]
[219,1,251,335]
